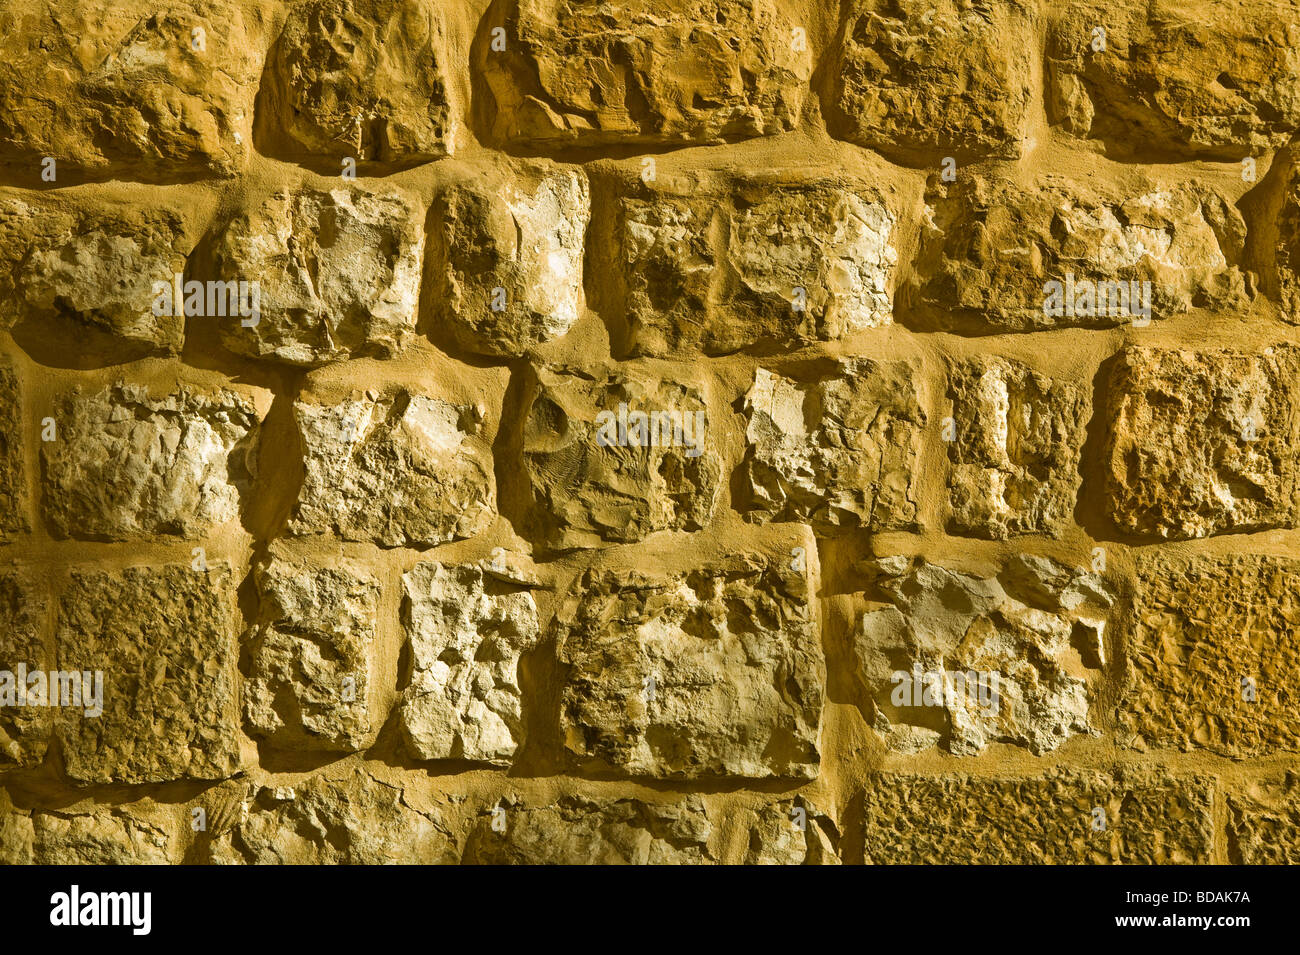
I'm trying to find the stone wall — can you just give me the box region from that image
[1,0,1298,864]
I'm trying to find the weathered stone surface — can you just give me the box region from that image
[428,167,589,357]
[615,179,897,357]
[861,770,1215,864]
[1123,554,1300,757]
[556,544,824,779]
[1228,774,1300,864]
[1256,150,1300,324]
[0,362,26,539]
[399,563,539,765]
[244,557,379,753]
[260,0,454,164]
[0,796,182,864]
[946,357,1087,539]
[743,797,841,865]
[55,563,242,785]
[829,0,1036,164]
[0,574,49,773]
[1104,346,1300,539]
[857,555,1113,755]
[41,384,259,541]
[0,196,198,356]
[210,769,459,864]
[909,174,1248,332]
[478,0,810,148]
[0,0,271,179]
[740,359,925,531]
[463,795,713,864]
[1047,0,1300,161]
[289,391,496,547]
[213,184,424,366]
[520,364,721,550]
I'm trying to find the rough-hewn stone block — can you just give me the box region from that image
[399,562,539,765]
[477,0,810,148]
[946,356,1087,539]
[740,359,925,531]
[1047,0,1300,160]
[614,178,897,356]
[0,795,182,864]
[1228,774,1300,864]
[213,184,425,366]
[857,555,1113,756]
[0,362,27,539]
[829,0,1036,164]
[1123,554,1300,757]
[909,174,1248,332]
[520,363,721,550]
[0,573,49,773]
[244,556,379,753]
[428,167,588,357]
[861,770,1215,863]
[555,536,823,779]
[742,797,841,865]
[0,195,200,357]
[55,563,243,785]
[41,384,259,541]
[463,795,713,864]
[288,391,496,547]
[0,0,272,179]
[1104,346,1300,539]
[209,770,459,864]
[260,0,454,164]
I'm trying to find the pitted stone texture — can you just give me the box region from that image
[55,563,242,785]
[213,185,424,366]
[743,797,841,865]
[261,0,454,164]
[210,770,459,864]
[616,180,897,357]
[909,174,1248,333]
[429,168,589,357]
[0,363,26,539]
[520,365,721,550]
[0,574,49,773]
[946,357,1087,539]
[0,799,182,865]
[463,795,713,864]
[399,563,539,765]
[556,549,824,779]
[741,360,925,532]
[244,557,379,753]
[41,384,259,541]
[830,0,1035,164]
[0,0,271,179]
[478,0,810,148]
[289,391,496,548]
[860,770,1214,864]
[1228,775,1300,864]
[1104,346,1300,540]
[0,196,196,355]
[857,555,1113,756]
[1123,554,1300,757]
[1047,0,1300,161]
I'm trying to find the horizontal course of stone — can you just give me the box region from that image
[1,0,1298,864]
